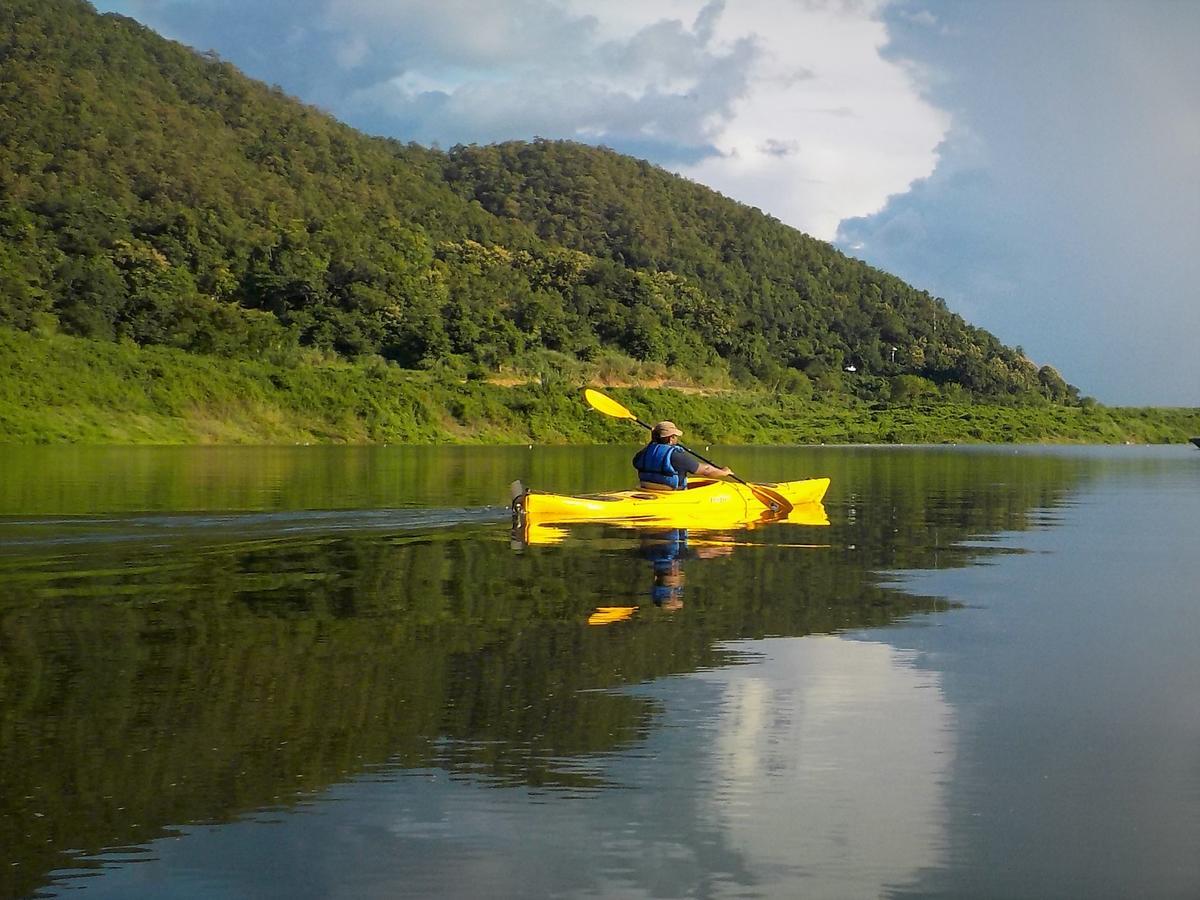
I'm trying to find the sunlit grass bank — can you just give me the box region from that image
[1,329,1196,445]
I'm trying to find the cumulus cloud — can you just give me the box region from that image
[666,0,949,236]
[103,0,948,239]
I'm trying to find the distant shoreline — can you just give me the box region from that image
[3,328,1197,446]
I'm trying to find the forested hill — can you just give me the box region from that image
[0,0,1078,403]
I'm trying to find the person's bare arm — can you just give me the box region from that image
[695,462,732,479]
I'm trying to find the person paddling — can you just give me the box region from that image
[632,421,732,490]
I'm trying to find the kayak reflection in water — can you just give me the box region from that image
[585,528,735,625]
[585,528,734,628]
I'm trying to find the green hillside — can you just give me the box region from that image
[0,0,1082,412]
[440,140,1068,397]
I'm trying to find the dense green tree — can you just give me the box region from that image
[0,0,1080,403]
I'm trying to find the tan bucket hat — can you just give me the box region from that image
[652,421,683,439]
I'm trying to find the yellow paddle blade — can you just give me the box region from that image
[584,388,636,420]
[587,606,637,626]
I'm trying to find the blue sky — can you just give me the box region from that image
[93,0,1198,405]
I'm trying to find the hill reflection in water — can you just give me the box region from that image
[0,445,1085,898]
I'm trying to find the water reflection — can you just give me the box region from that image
[0,445,1102,898]
[701,637,953,896]
[513,503,830,625]
[584,528,736,623]
[642,528,695,610]
[0,520,940,897]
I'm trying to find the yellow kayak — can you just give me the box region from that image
[512,477,830,529]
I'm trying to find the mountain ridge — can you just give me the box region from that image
[0,0,1079,405]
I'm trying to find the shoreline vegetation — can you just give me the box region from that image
[3,329,1196,446]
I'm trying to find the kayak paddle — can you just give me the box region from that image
[583,388,793,515]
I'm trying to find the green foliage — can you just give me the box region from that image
[441,139,1070,398]
[890,374,938,405]
[1,328,1195,446]
[0,0,1086,406]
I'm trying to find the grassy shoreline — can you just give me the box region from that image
[2,329,1197,446]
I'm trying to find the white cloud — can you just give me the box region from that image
[667,0,949,237]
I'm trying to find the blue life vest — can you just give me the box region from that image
[643,529,688,564]
[633,441,686,489]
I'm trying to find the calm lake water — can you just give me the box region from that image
[1,444,1198,899]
